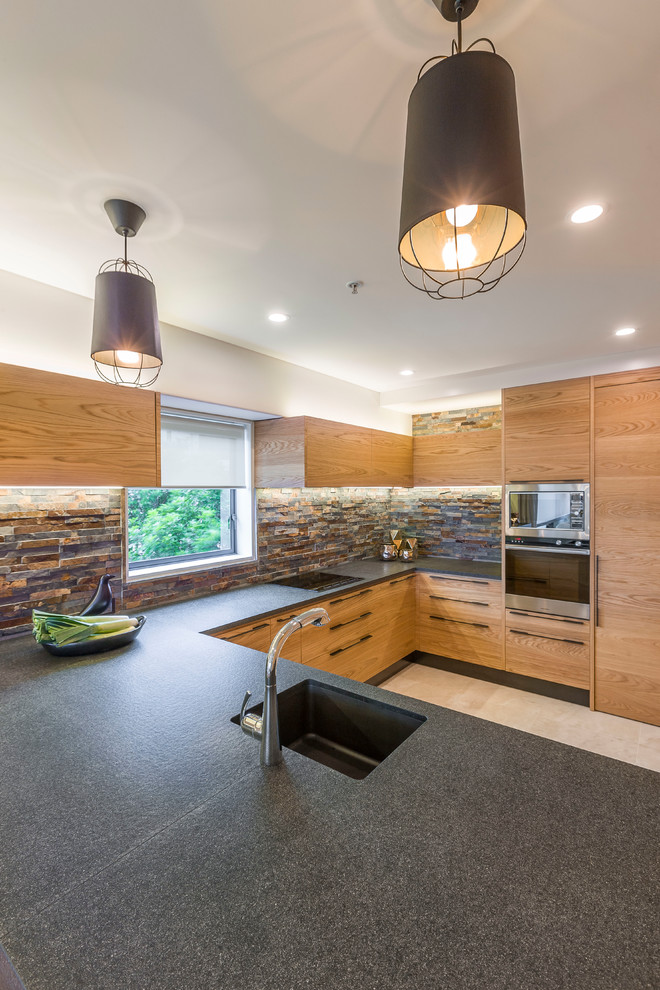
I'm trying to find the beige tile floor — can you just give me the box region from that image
[381,662,660,773]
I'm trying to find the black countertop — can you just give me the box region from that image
[0,556,658,990]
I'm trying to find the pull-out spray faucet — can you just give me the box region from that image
[240,607,330,766]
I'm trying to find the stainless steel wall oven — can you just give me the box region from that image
[504,482,590,620]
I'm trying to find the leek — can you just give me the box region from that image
[32,610,138,646]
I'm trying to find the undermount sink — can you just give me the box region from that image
[232,679,426,779]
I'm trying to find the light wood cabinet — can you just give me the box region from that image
[593,368,660,726]
[505,609,590,689]
[254,416,412,488]
[416,571,504,668]
[0,361,160,486]
[503,377,590,482]
[215,618,273,652]
[413,430,502,486]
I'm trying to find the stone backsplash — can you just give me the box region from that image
[0,484,501,635]
[390,487,501,561]
[413,406,501,436]
[0,488,124,634]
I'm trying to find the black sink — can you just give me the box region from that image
[232,679,426,779]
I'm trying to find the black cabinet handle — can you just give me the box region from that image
[329,588,373,605]
[595,555,600,627]
[508,610,584,626]
[389,575,414,586]
[429,615,488,630]
[275,614,299,624]
[429,595,489,607]
[509,629,584,646]
[329,634,372,657]
[234,622,269,636]
[330,611,372,631]
[427,574,489,585]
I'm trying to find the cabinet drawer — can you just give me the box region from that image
[416,571,502,606]
[422,591,499,626]
[270,610,304,663]
[505,609,590,644]
[305,630,389,682]
[216,619,272,652]
[417,612,504,669]
[302,606,376,663]
[505,626,589,689]
[303,584,380,661]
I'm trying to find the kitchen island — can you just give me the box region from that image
[0,559,658,990]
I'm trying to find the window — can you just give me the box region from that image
[127,489,237,570]
[127,402,255,578]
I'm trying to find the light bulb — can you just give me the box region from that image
[116,350,140,364]
[442,234,478,271]
[445,204,478,228]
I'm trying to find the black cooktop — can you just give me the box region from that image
[269,571,362,593]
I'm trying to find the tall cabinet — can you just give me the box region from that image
[593,368,660,726]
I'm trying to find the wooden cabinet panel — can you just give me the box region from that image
[304,418,372,487]
[593,371,660,725]
[213,618,272,652]
[0,361,160,486]
[371,431,413,487]
[413,430,502,486]
[254,416,412,488]
[503,377,590,482]
[253,416,306,487]
[416,571,503,668]
[417,612,504,668]
[305,629,389,682]
[416,571,502,606]
[505,609,589,688]
[302,584,380,662]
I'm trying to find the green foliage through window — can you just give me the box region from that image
[127,489,235,566]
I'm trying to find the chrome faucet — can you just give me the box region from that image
[239,607,330,766]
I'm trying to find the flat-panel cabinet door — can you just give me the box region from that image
[0,361,160,486]
[503,377,590,482]
[593,372,660,726]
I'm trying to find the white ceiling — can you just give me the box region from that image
[1,0,659,399]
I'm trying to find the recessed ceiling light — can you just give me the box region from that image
[570,204,604,224]
[400,369,414,376]
[615,327,636,336]
[268,312,289,323]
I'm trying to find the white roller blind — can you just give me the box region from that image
[160,411,248,487]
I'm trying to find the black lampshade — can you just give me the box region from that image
[399,49,526,299]
[91,199,163,386]
[92,269,162,366]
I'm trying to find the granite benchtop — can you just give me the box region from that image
[0,555,658,990]
[180,554,502,634]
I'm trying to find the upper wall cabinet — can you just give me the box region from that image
[254,416,412,488]
[503,377,590,482]
[413,430,502,486]
[0,362,160,487]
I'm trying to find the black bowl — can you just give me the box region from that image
[40,616,146,658]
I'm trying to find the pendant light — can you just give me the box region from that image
[398,0,526,300]
[91,199,163,386]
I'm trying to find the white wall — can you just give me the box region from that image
[0,270,411,435]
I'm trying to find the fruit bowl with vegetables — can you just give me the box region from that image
[32,576,146,658]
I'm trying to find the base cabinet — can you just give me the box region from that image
[505,609,590,689]
[416,572,504,669]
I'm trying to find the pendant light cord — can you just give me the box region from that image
[455,1,464,53]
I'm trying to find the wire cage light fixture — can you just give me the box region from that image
[398,0,526,300]
[91,199,163,386]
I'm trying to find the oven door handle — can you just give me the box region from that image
[505,545,590,555]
